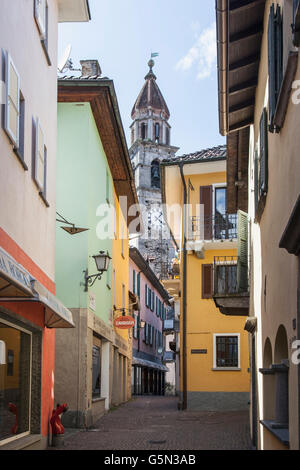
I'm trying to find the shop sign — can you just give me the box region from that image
[114,316,135,330]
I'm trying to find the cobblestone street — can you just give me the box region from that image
[54,396,252,451]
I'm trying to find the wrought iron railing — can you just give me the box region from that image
[213,256,249,295]
[188,213,237,241]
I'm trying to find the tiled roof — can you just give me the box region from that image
[131,69,170,120]
[162,145,227,165]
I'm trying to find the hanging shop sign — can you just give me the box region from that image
[114,316,135,330]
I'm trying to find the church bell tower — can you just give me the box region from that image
[129,59,179,278]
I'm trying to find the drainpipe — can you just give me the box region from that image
[179,162,188,410]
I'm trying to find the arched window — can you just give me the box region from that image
[151,160,160,189]
[155,123,160,143]
[166,127,170,145]
[141,123,147,140]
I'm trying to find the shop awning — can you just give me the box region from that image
[0,247,75,329]
[0,247,33,298]
[132,356,169,372]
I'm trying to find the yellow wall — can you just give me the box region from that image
[179,170,250,394]
[112,188,130,344]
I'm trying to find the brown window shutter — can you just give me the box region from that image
[200,186,213,239]
[202,264,213,299]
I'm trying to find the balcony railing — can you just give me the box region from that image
[213,256,248,296]
[188,213,237,241]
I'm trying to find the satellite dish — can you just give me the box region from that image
[58,44,72,73]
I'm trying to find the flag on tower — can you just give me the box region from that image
[151,52,159,58]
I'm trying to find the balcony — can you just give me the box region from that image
[163,319,180,334]
[187,213,238,257]
[213,256,249,316]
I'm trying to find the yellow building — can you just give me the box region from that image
[161,146,250,411]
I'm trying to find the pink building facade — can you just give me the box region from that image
[129,248,170,395]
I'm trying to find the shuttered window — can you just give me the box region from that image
[268,4,283,132]
[33,118,46,194]
[200,186,213,239]
[145,285,148,307]
[259,108,268,198]
[237,210,249,293]
[202,264,213,299]
[5,53,20,148]
[34,0,47,38]
[137,273,140,298]
[133,270,136,294]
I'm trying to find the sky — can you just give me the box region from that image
[58,0,225,156]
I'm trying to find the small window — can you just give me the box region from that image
[4,53,20,148]
[155,123,160,142]
[214,334,240,369]
[141,123,147,140]
[166,127,170,145]
[151,160,160,189]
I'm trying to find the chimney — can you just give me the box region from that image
[80,60,102,77]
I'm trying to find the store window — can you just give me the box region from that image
[0,320,31,443]
[92,343,101,399]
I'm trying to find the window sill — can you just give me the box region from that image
[92,397,106,404]
[260,420,289,447]
[39,191,50,208]
[41,39,51,66]
[0,433,42,450]
[212,367,241,371]
[13,147,28,171]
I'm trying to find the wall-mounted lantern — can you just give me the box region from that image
[83,251,111,292]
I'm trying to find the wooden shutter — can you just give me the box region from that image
[237,210,249,292]
[202,264,213,299]
[145,285,148,307]
[268,4,276,130]
[259,108,268,198]
[254,148,259,218]
[200,186,213,239]
[133,270,136,294]
[137,273,140,298]
[5,53,20,147]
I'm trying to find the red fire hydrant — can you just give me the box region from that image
[50,403,68,448]
[8,403,18,435]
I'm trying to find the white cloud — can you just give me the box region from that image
[176,22,217,80]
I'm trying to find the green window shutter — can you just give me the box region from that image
[145,285,148,307]
[137,273,140,298]
[133,270,136,294]
[237,210,249,293]
[268,4,276,130]
[259,108,268,198]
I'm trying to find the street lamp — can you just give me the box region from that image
[83,251,111,292]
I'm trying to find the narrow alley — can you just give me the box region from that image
[53,397,251,451]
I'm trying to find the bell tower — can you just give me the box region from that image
[129,59,179,278]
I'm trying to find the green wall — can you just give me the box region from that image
[56,102,113,324]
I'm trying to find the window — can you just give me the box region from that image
[268,3,283,132]
[213,334,240,369]
[166,127,170,145]
[254,108,268,220]
[33,118,48,205]
[0,320,31,443]
[92,344,101,399]
[4,53,20,149]
[141,123,147,140]
[154,123,160,142]
[34,0,51,65]
[215,263,237,295]
[151,160,160,189]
